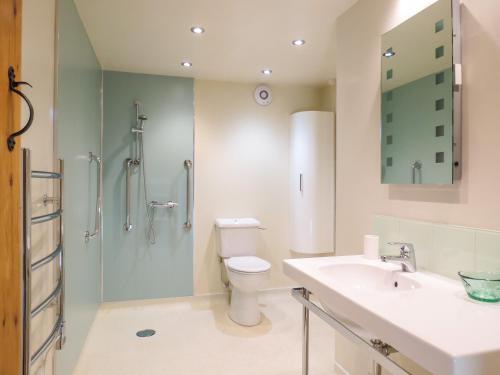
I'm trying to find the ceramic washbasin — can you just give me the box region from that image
[318,263,421,292]
[283,255,500,375]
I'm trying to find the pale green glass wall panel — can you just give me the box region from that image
[373,216,399,255]
[374,216,500,280]
[381,68,453,184]
[55,0,102,373]
[475,231,500,273]
[102,71,194,301]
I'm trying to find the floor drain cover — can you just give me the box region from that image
[136,329,156,338]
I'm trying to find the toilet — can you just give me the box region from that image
[215,218,271,326]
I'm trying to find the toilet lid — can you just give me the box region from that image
[227,256,271,273]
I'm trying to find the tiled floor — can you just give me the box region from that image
[74,289,336,375]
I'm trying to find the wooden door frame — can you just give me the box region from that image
[0,0,23,374]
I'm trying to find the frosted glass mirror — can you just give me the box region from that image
[380,0,461,185]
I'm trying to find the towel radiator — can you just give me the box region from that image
[22,148,65,375]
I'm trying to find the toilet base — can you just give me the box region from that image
[229,288,262,326]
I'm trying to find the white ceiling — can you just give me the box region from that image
[75,0,357,85]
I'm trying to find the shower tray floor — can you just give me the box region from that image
[73,289,335,375]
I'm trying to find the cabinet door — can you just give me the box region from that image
[290,112,334,254]
[290,114,313,252]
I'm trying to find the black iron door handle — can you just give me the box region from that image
[7,66,34,151]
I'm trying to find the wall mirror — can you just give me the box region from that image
[380,0,461,185]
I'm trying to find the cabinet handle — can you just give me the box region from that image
[299,173,303,192]
[7,66,34,151]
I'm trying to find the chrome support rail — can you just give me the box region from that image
[301,289,310,375]
[124,158,133,231]
[291,288,409,375]
[85,152,102,242]
[184,159,193,230]
[22,149,65,375]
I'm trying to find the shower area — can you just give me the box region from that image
[52,3,195,370]
[102,71,195,301]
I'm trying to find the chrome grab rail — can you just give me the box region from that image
[124,158,133,231]
[184,159,193,230]
[31,244,62,271]
[31,278,62,318]
[22,149,65,374]
[85,152,102,242]
[31,209,61,225]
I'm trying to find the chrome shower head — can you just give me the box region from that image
[137,114,148,129]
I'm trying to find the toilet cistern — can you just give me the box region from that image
[215,218,271,326]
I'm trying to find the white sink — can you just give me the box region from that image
[318,263,421,292]
[283,255,500,375]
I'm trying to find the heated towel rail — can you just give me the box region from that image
[22,148,65,375]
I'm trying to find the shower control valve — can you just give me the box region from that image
[149,200,178,209]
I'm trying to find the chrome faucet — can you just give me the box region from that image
[381,242,417,272]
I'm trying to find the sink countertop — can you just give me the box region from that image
[283,255,500,375]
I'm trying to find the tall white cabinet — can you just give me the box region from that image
[290,111,335,254]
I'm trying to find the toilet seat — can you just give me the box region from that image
[226,256,271,274]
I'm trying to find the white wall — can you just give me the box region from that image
[193,80,331,295]
[336,0,500,254]
[21,0,56,373]
[335,0,500,373]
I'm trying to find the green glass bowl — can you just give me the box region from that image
[458,271,500,303]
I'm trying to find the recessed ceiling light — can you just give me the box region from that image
[292,39,306,46]
[181,61,192,68]
[261,69,272,76]
[190,26,205,34]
